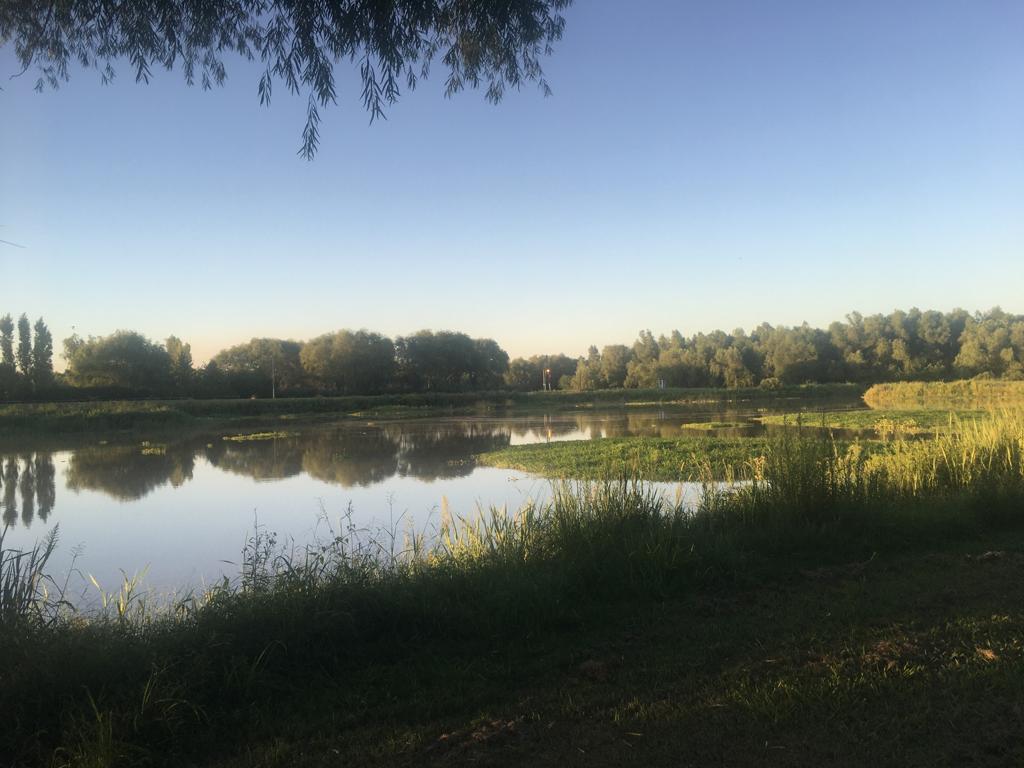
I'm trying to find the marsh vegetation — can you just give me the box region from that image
[3,406,1024,765]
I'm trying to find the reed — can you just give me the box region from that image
[0,524,64,628]
[864,379,1024,409]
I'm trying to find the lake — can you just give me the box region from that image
[0,400,865,599]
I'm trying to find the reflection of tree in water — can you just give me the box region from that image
[389,424,509,481]
[301,428,400,487]
[65,444,195,501]
[2,457,18,528]
[19,454,35,526]
[34,454,56,522]
[204,438,306,481]
[503,411,756,442]
[204,425,510,488]
[506,417,583,441]
[4,413,721,512]
[0,453,57,528]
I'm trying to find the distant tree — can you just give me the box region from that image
[569,358,602,391]
[62,334,84,362]
[31,317,53,388]
[16,314,31,376]
[193,361,229,398]
[300,330,396,394]
[395,331,508,392]
[570,346,605,391]
[0,314,13,370]
[471,338,510,390]
[599,345,631,389]
[758,324,825,385]
[505,358,540,391]
[538,354,577,389]
[955,308,1024,379]
[212,338,305,395]
[64,331,172,391]
[0,314,15,398]
[165,336,194,393]
[632,330,660,365]
[712,347,755,389]
[2,0,573,158]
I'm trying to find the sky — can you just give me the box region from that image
[1,0,1022,366]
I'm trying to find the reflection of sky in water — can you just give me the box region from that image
[6,457,549,599]
[3,456,701,603]
[0,403,864,599]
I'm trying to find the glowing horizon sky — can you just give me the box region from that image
[2,0,1022,366]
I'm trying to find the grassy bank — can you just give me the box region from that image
[864,379,1024,409]
[0,383,864,436]
[4,412,1024,765]
[210,541,1024,767]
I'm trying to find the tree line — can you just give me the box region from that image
[49,329,510,400]
[558,307,1024,391]
[2,307,1021,402]
[0,313,54,399]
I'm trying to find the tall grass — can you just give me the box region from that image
[864,379,1024,409]
[0,524,65,628]
[866,410,1024,496]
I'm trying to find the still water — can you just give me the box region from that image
[0,404,861,598]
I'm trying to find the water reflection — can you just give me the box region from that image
[2,421,520,522]
[0,405,870,533]
[65,444,196,501]
[1,453,57,528]
[390,423,509,481]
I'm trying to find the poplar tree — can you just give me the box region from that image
[16,314,31,376]
[32,318,54,387]
[165,336,194,393]
[0,314,13,370]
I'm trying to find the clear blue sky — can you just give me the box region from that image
[1,0,1021,365]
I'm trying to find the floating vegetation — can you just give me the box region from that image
[222,431,297,442]
[679,421,749,431]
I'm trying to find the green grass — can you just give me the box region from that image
[5,410,1024,765]
[205,539,1024,767]
[757,408,990,435]
[864,379,1024,409]
[476,437,771,481]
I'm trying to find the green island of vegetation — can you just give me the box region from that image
[678,420,749,431]
[221,431,298,442]
[477,436,773,481]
